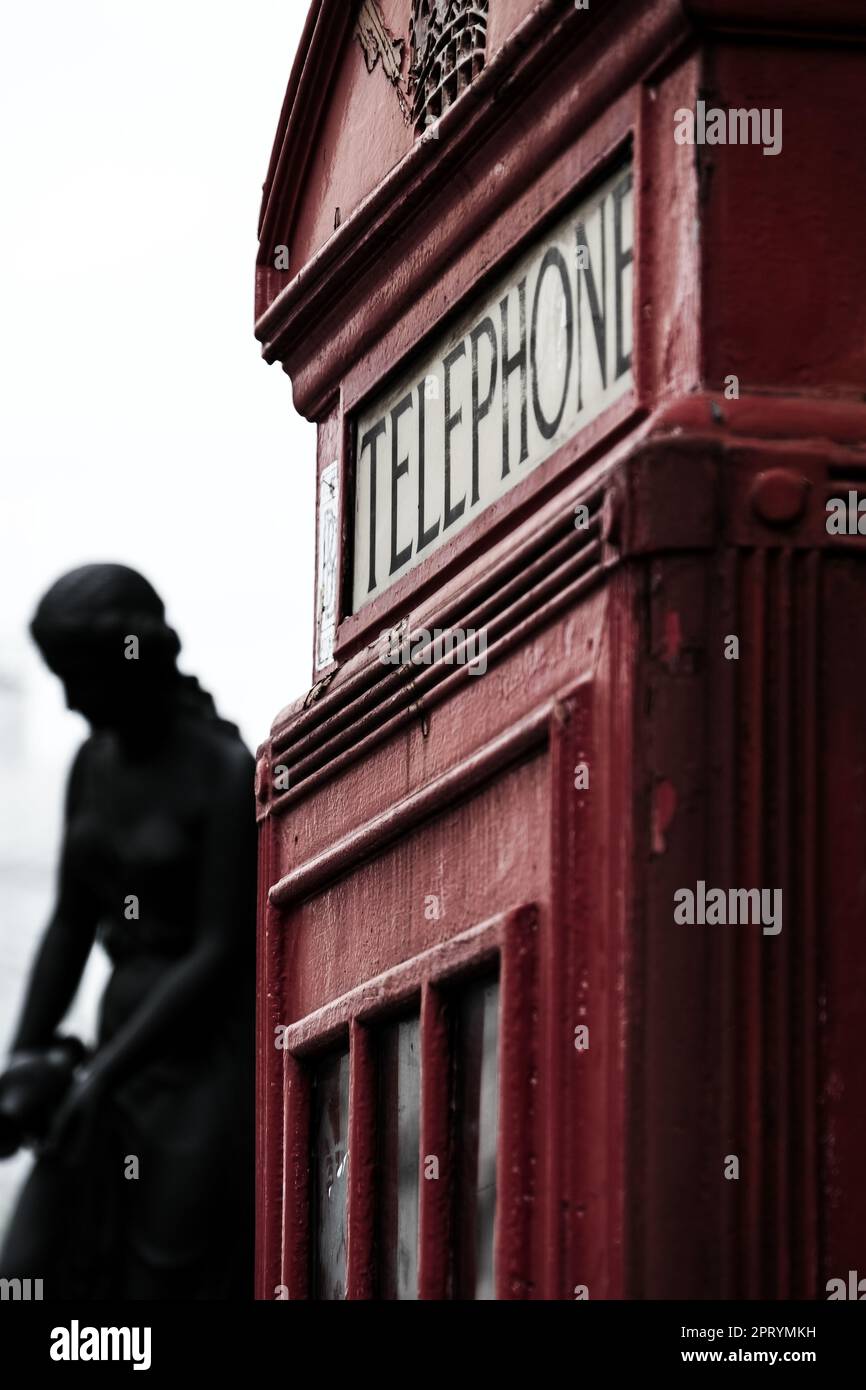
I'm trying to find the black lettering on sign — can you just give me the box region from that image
[613,171,634,380]
[443,342,467,530]
[469,317,498,507]
[576,206,607,413]
[416,379,440,553]
[389,393,414,575]
[351,163,634,615]
[500,279,528,480]
[531,247,573,440]
[362,417,387,594]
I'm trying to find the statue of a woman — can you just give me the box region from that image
[0,564,255,1299]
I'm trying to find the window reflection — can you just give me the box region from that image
[452,976,500,1299]
[311,1049,350,1300]
[377,1015,421,1299]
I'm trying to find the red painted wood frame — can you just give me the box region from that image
[276,905,536,1300]
[328,106,643,669]
[256,0,683,680]
[256,665,630,1301]
[255,0,866,1301]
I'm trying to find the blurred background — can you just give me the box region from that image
[0,0,313,1229]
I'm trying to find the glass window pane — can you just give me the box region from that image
[377,1015,421,1299]
[311,1049,350,1300]
[453,976,500,1300]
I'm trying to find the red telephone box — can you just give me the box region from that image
[253,0,866,1299]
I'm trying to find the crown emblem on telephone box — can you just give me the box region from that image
[409,0,488,135]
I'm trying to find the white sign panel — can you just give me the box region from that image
[316,460,339,670]
[352,162,634,612]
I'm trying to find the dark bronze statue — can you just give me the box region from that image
[0,565,255,1298]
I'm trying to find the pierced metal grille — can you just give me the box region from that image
[409,0,489,135]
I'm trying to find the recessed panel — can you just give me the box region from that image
[310,1049,350,1300]
[352,161,634,611]
[377,1015,422,1299]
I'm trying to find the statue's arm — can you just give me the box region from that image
[87,742,256,1092]
[9,744,98,1055]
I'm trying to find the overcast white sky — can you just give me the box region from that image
[0,3,317,1217]
[0,0,316,767]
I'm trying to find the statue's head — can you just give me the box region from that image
[30,564,181,732]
